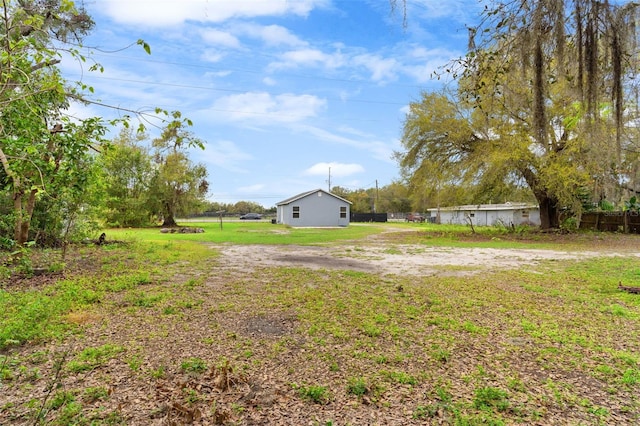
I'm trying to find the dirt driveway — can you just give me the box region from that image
[216,239,636,277]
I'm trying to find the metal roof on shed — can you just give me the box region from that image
[427,203,538,212]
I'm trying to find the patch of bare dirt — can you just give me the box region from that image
[215,240,638,277]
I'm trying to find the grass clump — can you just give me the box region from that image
[382,370,418,385]
[473,386,510,412]
[294,383,331,404]
[67,344,124,373]
[346,377,368,396]
[82,386,109,403]
[180,357,208,374]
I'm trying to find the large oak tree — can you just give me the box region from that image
[396,0,640,229]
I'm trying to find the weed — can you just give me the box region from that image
[362,322,382,337]
[507,377,526,392]
[430,346,451,363]
[67,344,124,373]
[150,365,166,379]
[94,410,126,425]
[51,400,84,425]
[163,306,178,315]
[184,388,202,404]
[413,404,438,419]
[181,357,208,374]
[231,402,245,413]
[462,320,486,334]
[404,305,423,319]
[383,370,418,385]
[83,386,109,402]
[588,406,609,417]
[414,386,454,419]
[621,368,640,386]
[295,383,331,404]
[602,304,634,318]
[48,390,75,410]
[594,364,615,376]
[374,354,388,364]
[473,386,510,412]
[347,377,368,396]
[184,278,202,290]
[125,291,165,308]
[126,354,143,372]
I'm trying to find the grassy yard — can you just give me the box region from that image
[1,223,639,425]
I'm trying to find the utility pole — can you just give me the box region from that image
[327,167,331,192]
[374,179,379,213]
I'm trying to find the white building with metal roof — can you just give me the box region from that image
[427,203,540,226]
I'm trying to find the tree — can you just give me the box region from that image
[396,0,640,229]
[98,128,156,227]
[376,182,412,213]
[150,112,209,227]
[232,201,264,215]
[0,1,117,246]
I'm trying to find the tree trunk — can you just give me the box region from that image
[521,167,560,230]
[14,191,23,243]
[161,215,178,227]
[17,188,38,245]
[161,202,178,227]
[537,194,560,230]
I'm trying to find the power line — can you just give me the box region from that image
[69,74,409,107]
[89,51,427,91]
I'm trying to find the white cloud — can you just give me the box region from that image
[98,0,329,26]
[305,162,365,177]
[402,46,463,83]
[271,49,346,70]
[200,29,241,48]
[352,54,399,82]
[204,70,232,78]
[236,23,307,47]
[237,184,266,193]
[291,123,398,164]
[212,92,326,123]
[197,140,253,173]
[263,77,277,86]
[408,0,481,21]
[200,50,226,63]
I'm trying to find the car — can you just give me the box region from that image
[239,213,262,220]
[406,213,426,223]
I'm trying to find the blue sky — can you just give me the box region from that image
[62,0,484,208]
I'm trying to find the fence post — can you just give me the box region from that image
[624,211,629,234]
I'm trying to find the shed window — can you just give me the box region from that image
[340,206,347,218]
[293,206,300,218]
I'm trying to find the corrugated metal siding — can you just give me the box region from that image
[437,207,540,226]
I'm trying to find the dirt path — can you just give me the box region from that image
[216,242,636,277]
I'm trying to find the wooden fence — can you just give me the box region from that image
[579,212,640,234]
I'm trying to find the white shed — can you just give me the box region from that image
[276,189,352,227]
[427,203,540,227]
